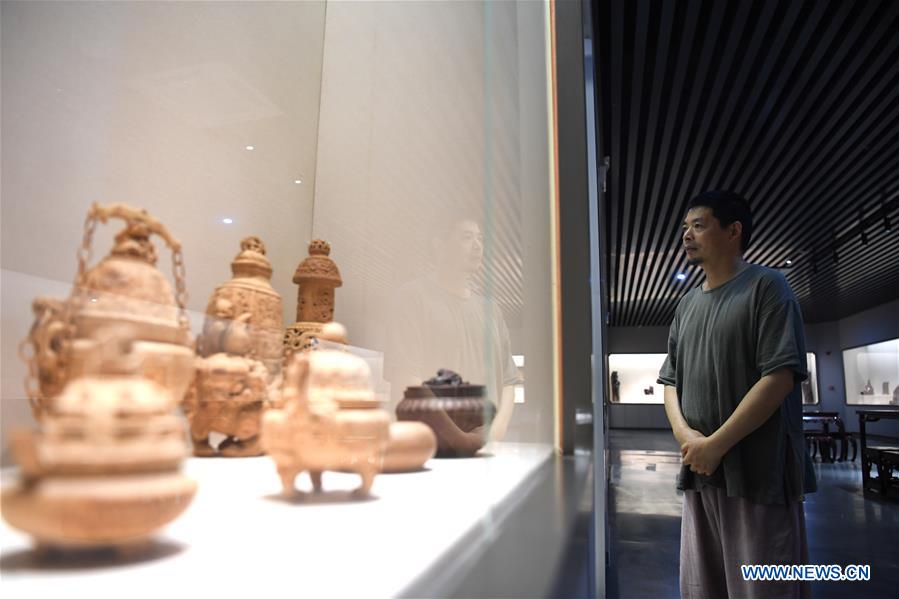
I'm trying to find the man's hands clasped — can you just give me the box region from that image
[677,427,725,476]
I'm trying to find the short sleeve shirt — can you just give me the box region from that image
[657,264,817,504]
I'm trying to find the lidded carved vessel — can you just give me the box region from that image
[1,330,197,548]
[199,236,283,378]
[263,323,390,496]
[397,369,495,457]
[283,239,342,360]
[21,204,194,420]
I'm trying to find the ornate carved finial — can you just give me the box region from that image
[292,240,341,286]
[308,239,331,256]
[241,236,266,255]
[110,223,158,265]
[231,236,273,280]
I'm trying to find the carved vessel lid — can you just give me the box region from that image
[403,369,486,398]
[231,236,273,280]
[293,239,342,286]
[82,222,177,309]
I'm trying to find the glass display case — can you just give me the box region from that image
[0,1,570,596]
[843,338,899,406]
[802,352,819,405]
[607,353,667,404]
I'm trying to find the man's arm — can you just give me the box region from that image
[681,368,795,475]
[489,384,516,441]
[663,385,703,447]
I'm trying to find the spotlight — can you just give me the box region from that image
[222,217,233,224]
[785,259,793,267]
[676,273,686,281]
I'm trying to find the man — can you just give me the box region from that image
[657,191,816,599]
[384,215,521,447]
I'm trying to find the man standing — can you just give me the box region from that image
[658,191,816,599]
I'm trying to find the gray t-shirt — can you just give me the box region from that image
[657,264,817,504]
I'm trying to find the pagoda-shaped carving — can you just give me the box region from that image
[283,239,342,360]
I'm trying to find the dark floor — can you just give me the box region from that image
[607,429,899,599]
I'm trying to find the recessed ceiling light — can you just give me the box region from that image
[294,179,303,185]
[222,218,233,224]
[676,273,686,281]
[785,259,793,266]
[245,145,255,151]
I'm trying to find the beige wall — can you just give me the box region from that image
[1,1,327,462]
[311,1,554,442]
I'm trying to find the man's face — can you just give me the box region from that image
[437,220,484,273]
[682,206,740,265]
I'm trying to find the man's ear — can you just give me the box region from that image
[730,221,743,245]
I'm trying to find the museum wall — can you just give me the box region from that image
[309,1,554,444]
[1,0,328,464]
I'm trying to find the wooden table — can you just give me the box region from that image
[857,409,899,498]
[803,411,848,461]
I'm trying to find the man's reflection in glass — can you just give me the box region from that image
[385,216,521,443]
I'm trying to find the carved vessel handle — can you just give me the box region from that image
[79,203,189,328]
[88,203,182,252]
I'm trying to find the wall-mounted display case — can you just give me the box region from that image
[843,338,899,406]
[610,352,820,406]
[607,353,667,404]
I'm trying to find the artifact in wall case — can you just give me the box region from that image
[861,379,874,395]
[610,371,620,403]
[396,369,495,457]
[643,386,655,395]
[882,381,890,395]
[262,323,390,496]
[892,385,899,405]
[19,203,195,421]
[1,329,196,548]
[382,421,437,473]
[199,236,284,379]
[283,239,342,362]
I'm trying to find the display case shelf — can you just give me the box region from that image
[0,443,553,597]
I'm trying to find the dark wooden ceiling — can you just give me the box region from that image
[593,0,899,326]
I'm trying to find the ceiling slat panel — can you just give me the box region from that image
[596,0,899,326]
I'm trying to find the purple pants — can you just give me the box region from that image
[680,487,811,599]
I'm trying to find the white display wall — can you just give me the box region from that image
[607,353,667,404]
[0,1,327,463]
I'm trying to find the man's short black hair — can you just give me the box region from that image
[687,190,753,252]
